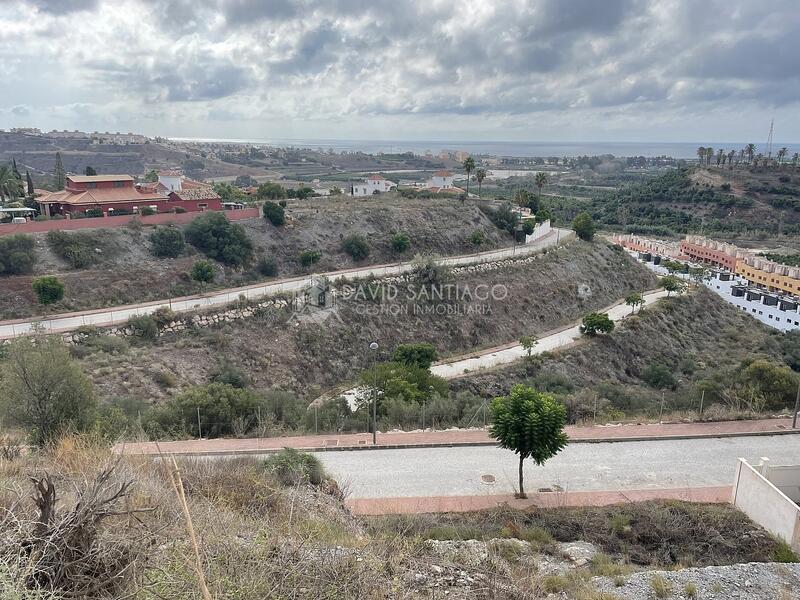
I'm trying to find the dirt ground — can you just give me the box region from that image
[0,195,509,319]
[79,241,656,406]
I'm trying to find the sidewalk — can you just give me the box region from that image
[117,417,797,456]
[347,486,733,515]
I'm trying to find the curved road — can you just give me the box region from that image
[334,288,668,407]
[0,229,570,339]
[317,434,800,499]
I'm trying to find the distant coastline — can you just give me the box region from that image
[167,137,797,159]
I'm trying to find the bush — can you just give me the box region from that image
[641,363,677,389]
[84,208,103,218]
[256,255,278,277]
[522,221,535,235]
[32,275,65,305]
[469,230,486,246]
[174,206,186,214]
[209,361,251,389]
[263,201,285,226]
[257,182,287,200]
[184,211,253,267]
[299,249,321,267]
[149,226,185,258]
[0,334,96,445]
[126,314,158,341]
[572,212,596,241]
[579,312,614,336]
[150,383,264,438]
[0,234,36,275]
[393,343,438,369]
[264,448,325,486]
[140,206,157,216]
[278,199,287,208]
[411,254,451,286]
[480,203,519,233]
[46,230,97,268]
[190,260,215,286]
[391,232,411,253]
[341,234,369,260]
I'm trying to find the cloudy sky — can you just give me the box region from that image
[1,0,798,142]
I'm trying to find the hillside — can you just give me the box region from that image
[75,241,656,406]
[0,439,791,599]
[545,166,800,239]
[0,195,511,319]
[454,288,795,421]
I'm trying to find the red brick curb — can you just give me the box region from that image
[117,418,797,457]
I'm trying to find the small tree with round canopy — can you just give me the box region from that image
[489,385,568,498]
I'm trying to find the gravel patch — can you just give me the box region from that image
[594,561,800,599]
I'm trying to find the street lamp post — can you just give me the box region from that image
[370,341,379,444]
[793,380,800,430]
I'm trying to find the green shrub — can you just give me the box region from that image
[773,539,799,562]
[522,220,535,235]
[572,212,596,241]
[393,343,438,369]
[149,226,185,258]
[263,201,285,226]
[641,363,677,389]
[264,448,326,486]
[209,361,251,389]
[190,260,215,287]
[256,256,278,277]
[184,211,253,267]
[650,575,671,598]
[278,199,287,208]
[480,203,518,233]
[149,383,263,438]
[126,314,158,341]
[299,249,322,267]
[341,234,370,260]
[469,230,486,246]
[0,234,36,275]
[32,276,64,305]
[84,208,103,218]
[391,232,411,253]
[174,206,186,214]
[153,370,177,388]
[46,230,96,268]
[257,182,286,200]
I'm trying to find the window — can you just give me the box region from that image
[114,181,125,188]
[87,182,97,189]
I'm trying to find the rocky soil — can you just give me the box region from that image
[595,561,800,599]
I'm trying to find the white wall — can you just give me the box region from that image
[627,250,800,332]
[525,219,551,243]
[732,459,800,551]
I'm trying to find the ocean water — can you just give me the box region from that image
[170,137,796,159]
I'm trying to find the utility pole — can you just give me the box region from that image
[659,390,665,424]
[699,389,705,420]
[793,381,800,430]
[370,341,379,444]
[196,407,202,438]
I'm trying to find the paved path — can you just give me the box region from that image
[117,417,797,456]
[318,434,800,500]
[347,486,733,515]
[0,229,569,339]
[326,287,668,409]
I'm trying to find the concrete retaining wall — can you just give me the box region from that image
[732,458,800,550]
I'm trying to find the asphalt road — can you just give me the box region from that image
[315,434,800,499]
[0,228,569,339]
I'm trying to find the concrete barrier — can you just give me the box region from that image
[732,458,800,550]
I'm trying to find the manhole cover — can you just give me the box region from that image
[481,474,496,484]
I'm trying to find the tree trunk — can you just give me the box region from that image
[518,454,526,499]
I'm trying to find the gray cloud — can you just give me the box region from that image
[1,0,798,140]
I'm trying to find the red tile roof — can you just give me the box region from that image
[169,186,220,201]
[433,170,452,177]
[38,187,167,206]
[67,174,134,184]
[367,174,385,181]
[158,170,182,176]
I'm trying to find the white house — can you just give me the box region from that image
[350,174,395,197]
[157,170,183,192]
[426,170,455,192]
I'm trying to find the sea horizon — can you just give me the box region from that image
[167,137,797,160]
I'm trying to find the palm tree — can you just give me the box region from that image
[462,157,475,199]
[754,153,763,167]
[727,150,735,168]
[705,147,714,166]
[746,143,756,163]
[716,149,724,166]
[696,147,706,165]
[534,172,548,203]
[777,147,788,165]
[0,165,21,202]
[475,168,486,198]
